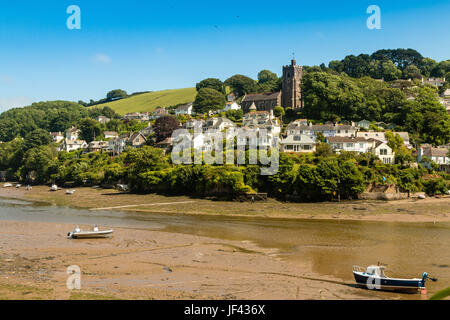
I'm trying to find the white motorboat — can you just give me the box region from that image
[68,226,114,239]
[66,190,76,195]
[3,183,13,188]
[50,184,58,191]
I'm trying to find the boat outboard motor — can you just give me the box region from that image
[421,272,438,286]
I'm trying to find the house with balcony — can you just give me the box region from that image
[280,134,316,153]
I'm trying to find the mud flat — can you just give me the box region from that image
[0,186,449,223]
[0,220,380,300]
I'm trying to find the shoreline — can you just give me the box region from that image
[0,185,449,223]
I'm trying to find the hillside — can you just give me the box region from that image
[93,88,197,115]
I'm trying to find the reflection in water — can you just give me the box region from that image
[0,197,448,298]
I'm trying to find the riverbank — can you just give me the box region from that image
[0,185,449,223]
[0,220,389,300]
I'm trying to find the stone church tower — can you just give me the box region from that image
[282,59,303,109]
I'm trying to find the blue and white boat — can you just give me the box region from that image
[353,265,437,293]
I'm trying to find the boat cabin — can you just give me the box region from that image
[366,266,386,278]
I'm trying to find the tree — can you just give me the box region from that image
[224,75,258,97]
[193,88,226,114]
[273,106,285,119]
[22,145,58,183]
[403,64,422,79]
[23,129,52,151]
[314,143,332,157]
[106,89,128,101]
[196,78,224,93]
[302,72,364,121]
[153,116,180,143]
[258,70,278,84]
[79,118,101,143]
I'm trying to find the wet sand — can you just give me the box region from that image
[0,220,381,300]
[0,185,449,223]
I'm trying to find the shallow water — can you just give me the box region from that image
[0,197,448,299]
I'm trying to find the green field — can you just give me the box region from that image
[93,88,197,115]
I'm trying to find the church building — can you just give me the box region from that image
[241,59,303,113]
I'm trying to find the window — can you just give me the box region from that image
[380,149,388,155]
[294,136,301,141]
[359,143,364,148]
[346,143,354,148]
[303,145,311,150]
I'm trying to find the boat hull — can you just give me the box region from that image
[70,230,114,239]
[353,272,423,293]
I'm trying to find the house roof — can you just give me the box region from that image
[423,147,449,157]
[104,131,118,136]
[242,92,281,103]
[281,135,316,145]
[327,137,368,143]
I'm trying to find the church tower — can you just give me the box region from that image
[282,59,303,109]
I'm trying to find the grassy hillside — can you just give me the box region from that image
[93,88,197,115]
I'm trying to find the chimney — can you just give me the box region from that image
[291,59,296,66]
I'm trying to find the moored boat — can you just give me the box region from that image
[68,225,114,239]
[353,265,437,293]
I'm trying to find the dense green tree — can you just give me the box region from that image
[193,88,226,114]
[196,78,224,93]
[106,89,128,100]
[23,129,52,151]
[224,75,258,97]
[257,70,278,84]
[79,118,102,143]
[302,72,364,121]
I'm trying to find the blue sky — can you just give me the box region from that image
[0,0,449,112]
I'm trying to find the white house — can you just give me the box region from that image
[50,132,64,143]
[104,131,119,140]
[418,145,450,172]
[223,102,241,112]
[65,127,80,141]
[96,116,110,124]
[61,139,88,152]
[371,140,395,164]
[357,120,371,130]
[203,117,236,134]
[356,131,386,142]
[286,121,357,138]
[175,103,194,116]
[326,137,371,154]
[280,134,316,153]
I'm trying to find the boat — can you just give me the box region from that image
[15,184,22,188]
[3,183,13,188]
[66,190,76,195]
[353,265,437,293]
[68,225,114,239]
[50,184,58,191]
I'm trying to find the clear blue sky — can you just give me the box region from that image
[0,0,449,112]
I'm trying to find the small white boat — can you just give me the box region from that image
[66,190,76,195]
[68,226,114,239]
[15,184,22,188]
[26,185,32,191]
[3,183,13,188]
[50,184,58,191]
